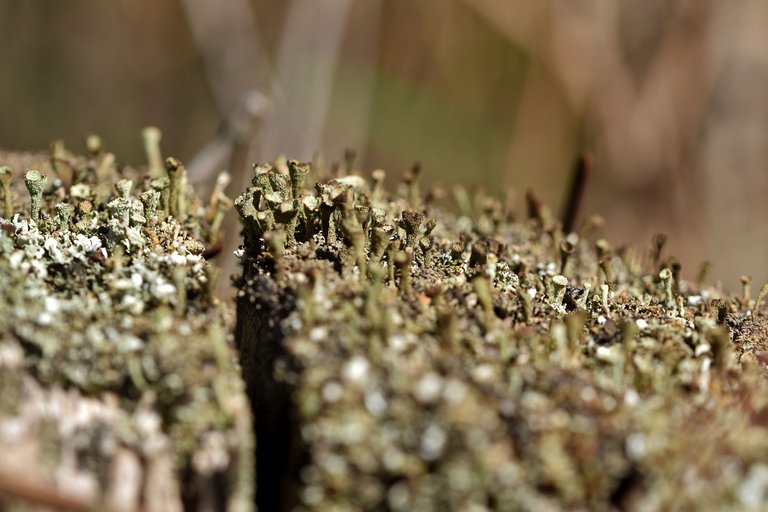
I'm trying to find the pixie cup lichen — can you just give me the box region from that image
[24,169,47,223]
[233,157,768,511]
[0,144,253,511]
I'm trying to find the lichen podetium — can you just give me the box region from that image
[235,159,768,511]
[0,140,252,512]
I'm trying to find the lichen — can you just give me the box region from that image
[0,142,252,512]
[235,160,768,511]
[4,139,768,511]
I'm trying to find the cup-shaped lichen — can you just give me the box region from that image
[140,189,160,225]
[115,178,133,199]
[54,202,73,231]
[234,159,768,511]
[0,146,252,511]
[287,160,310,201]
[165,157,186,221]
[24,169,47,222]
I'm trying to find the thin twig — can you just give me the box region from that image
[259,0,354,160]
[179,0,272,115]
[187,90,270,190]
[561,151,592,234]
[525,188,544,222]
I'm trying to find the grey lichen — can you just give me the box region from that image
[24,169,48,223]
[5,140,768,511]
[0,143,253,512]
[235,160,768,511]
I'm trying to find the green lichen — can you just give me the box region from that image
[0,143,252,512]
[235,160,768,511]
[4,139,768,511]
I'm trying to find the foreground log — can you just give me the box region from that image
[0,148,252,511]
[236,161,768,511]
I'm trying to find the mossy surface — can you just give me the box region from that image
[236,161,768,511]
[0,148,252,512]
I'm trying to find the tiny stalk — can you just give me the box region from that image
[559,239,576,274]
[209,195,233,245]
[172,265,188,315]
[50,140,74,189]
[395,248,413,296]
[24,170,48,223]
[403,162,421,207]
[54,203,73,232]
[652,233,667,268]
[753,283,768,318]
[741,275,752,304]
[165,157,186,221]
[95,152,116,184]
[288,160,310,201]
[520,288,533,324]
[0,167,12,219]
[551,275,569,311]
[143,126,164,178]
[601,283,611,315]
[371,169,386,203]
[473,276,495,328]
[659,268,675,309]
[206,171,231,222]
[140,190,160,226]
[400,210,424,248]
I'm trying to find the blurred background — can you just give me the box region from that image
[0,0,766,289]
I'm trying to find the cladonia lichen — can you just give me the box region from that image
[234,159,768,511]
[0,139,252,512]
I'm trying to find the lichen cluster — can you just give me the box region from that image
[0,145,252,511]
[235,161,768,511]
